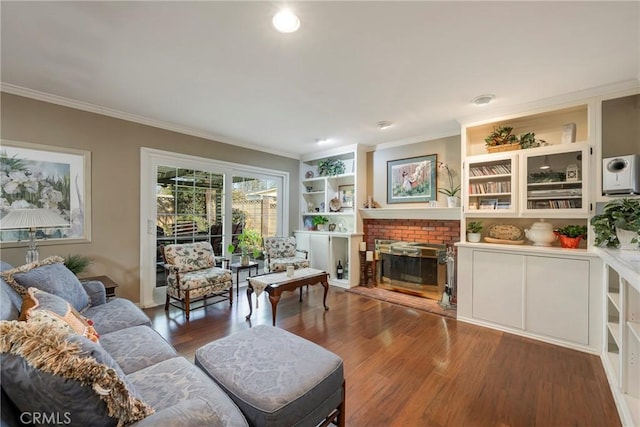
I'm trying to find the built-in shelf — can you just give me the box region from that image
[607,291,621,312]
[359,207,460,220]
[608,322,621,346]
[595,246,640,427]
[629,321,640,341]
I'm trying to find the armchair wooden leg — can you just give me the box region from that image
[185,290,190,320]
[229,287,233,306]
[164,293,170,311]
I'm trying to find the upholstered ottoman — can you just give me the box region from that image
[195,325,345,427]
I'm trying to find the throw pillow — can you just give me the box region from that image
[0,256,90,312]
[0,316,154,427]
[20,287,100,343]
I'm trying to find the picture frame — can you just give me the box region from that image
[338,184,355,209]
[0,140,92,246]
[387,154,437,204]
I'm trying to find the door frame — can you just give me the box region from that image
[140,147,289,307]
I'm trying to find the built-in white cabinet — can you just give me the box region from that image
[461,103,593,245]
[300,144,366,235]
[525,255,590,344]
[471,250,523,329]
[294,230,361,288]
[596,248,640,427]
[457,244,603,353]
[458,85,640,426]
[466,153,517,215]
[520,144,590,216]
[296,144,366,288]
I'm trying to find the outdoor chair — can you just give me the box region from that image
[160,241,232,320]
[263,236,310,273]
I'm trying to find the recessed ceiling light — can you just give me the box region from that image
[316,138,329,145]
[376,121,393,130]
[273,10,300,33]
[472,94,495,106]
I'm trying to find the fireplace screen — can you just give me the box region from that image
[376,240,447,300]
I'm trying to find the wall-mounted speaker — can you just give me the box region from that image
[603,154,640,195]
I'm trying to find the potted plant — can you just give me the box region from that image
[554,225,587,249]
[590,198,640,250]
[227,228,263,265]
[437,162,461,207]
[317,158,345,176]
[312,215,329,231]
[517,132,547,149]
[63,254,92,275]
[466,221,483,243]
[484,126,519,152]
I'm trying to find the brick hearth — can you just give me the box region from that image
[362,219,460,251]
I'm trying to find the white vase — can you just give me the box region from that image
[616,227,639,250]
[467,232,481,243]
[447,196,460,208]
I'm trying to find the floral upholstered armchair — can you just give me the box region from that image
[263,236,310,273]
[160,242,232,320]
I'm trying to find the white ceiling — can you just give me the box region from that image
[1,1,639,158]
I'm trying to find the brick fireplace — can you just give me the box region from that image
[361,218,460,300]
[362,219,461,251]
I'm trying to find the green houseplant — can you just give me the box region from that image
[466,221,483,243]
[554,225,587,249]
[63,254,92,275]
[312,215,329,231]
[316,158,345,176]
[467,221,483,233]
[227,228,263,265]
[590,198,640,249]
[517,132,547,149]
[484,126,517,147]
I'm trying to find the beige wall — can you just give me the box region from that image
[1,93,300,302]
[602,93,640,157]
[367,135,462,208]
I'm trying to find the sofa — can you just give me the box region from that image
[0,257,346,427]
[0,257,249,427]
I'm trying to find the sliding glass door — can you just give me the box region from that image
[155,167,226,286]
[140,148,289,307]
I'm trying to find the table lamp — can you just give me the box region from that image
[0,209,69,263]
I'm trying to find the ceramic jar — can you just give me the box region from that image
[525,219,557,247]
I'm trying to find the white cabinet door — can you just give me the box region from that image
[309,233,330,272]
[472,251,524,329]
[526,256,590,344]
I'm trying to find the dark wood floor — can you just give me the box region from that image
[144,284,620,427]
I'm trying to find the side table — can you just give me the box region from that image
[80,275,119,298]
[229,261,259,297]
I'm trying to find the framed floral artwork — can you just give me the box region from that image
[387,154,437,203]
[0,140,91,246]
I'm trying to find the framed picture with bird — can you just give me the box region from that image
[387,154,437,204]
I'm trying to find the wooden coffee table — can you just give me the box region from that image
[246,268,329,326]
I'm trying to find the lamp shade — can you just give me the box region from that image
[0,209,69,230]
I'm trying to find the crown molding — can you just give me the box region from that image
[0,83,301,160]
[456,79,640,126]
[373,127,461,151]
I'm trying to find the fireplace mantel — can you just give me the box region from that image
[359,207,460,220]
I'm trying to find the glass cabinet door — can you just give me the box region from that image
[521,145,589,215]
[465,154,517,215]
